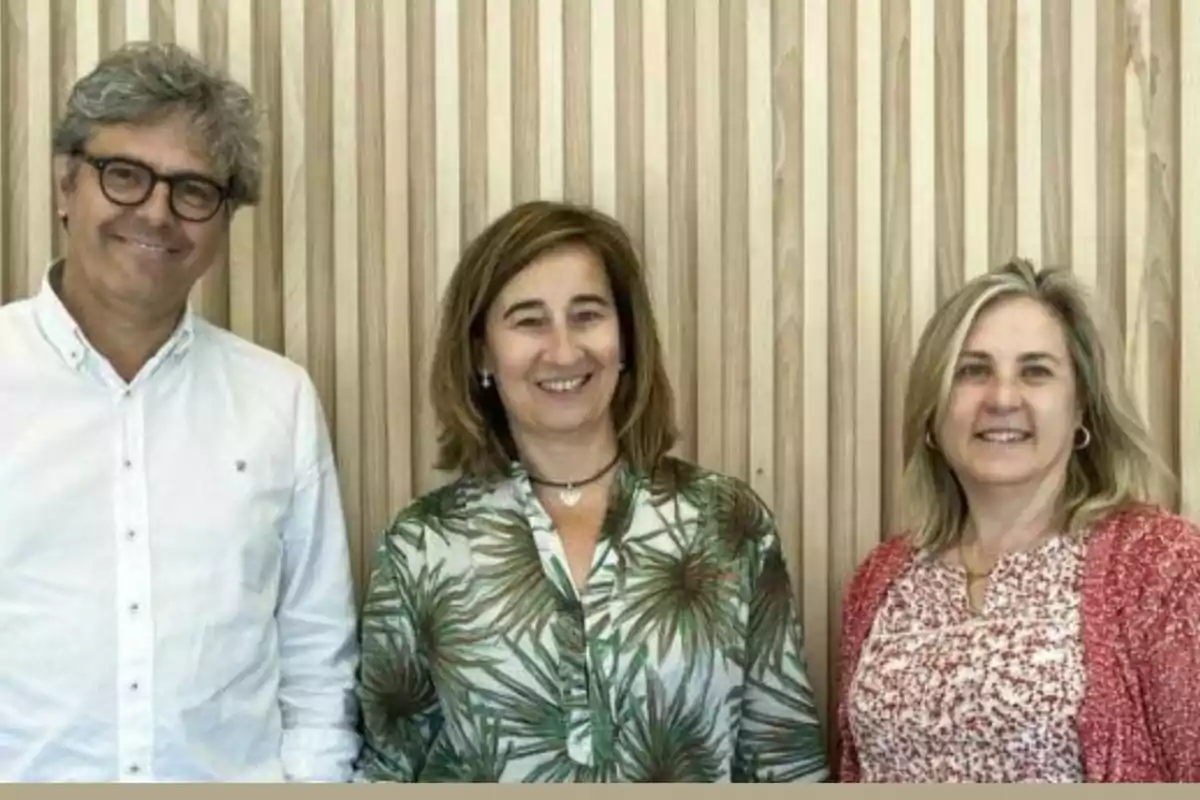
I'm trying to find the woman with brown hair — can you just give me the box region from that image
[355,201,828,783]
[835,259,1200,782]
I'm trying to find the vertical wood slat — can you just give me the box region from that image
[719,0,747,481]
[226,0,256,342]
[433,0,460,303]
[746,0,772,504]
[590,0,616,216]
[772,0,801,585]
[332,0,363,586]
[642,0,672,457]
[615,0,643,249]
[1071,0,1098,288]
[910,0,935,337]
[562,0,590,205]
[801,0,830,720]
[1016,0,1042,262]
[486,0,512,222]
[382,0,413,524]
[303,0,334,434]
[1143,0,1179,505]
[124,0,150,41]
[1124,0,1150,452]
[537,0,563,200]
[74,0,101,78]
[772,0,803,591]
[1042,0,1071,267]
[51,0,73,263]
[149,0,173,42]
[768,0,796,575]
[666,0,694,461]
[408,0,437,494]
[356,0,388,584]
[279,0,307,368]
[934,0,962,296]
[880,0,911,533]
[989,0,1017,266]
[693,0,723,472]
[1182,0,1200,518]
[24,0,54,296]
[855,0,884,566]
[1096,0,1126,320]
[511,0,538,203]
[962,0,989,278]
[825,0,856,726]
[459,0,488,243]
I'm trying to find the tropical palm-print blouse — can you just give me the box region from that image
[356,456,829,782]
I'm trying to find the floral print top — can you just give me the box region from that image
[847,535,1086,782]
[355,457,828,783]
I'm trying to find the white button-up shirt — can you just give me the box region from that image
[0,265,362,781]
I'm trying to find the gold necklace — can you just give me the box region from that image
[958,539,995,613]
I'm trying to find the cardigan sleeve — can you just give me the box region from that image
[1130,514,1200,781]
[832,536,913,783]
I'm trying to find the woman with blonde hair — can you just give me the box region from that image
[835,259,1199,782]
[356,200,828,782]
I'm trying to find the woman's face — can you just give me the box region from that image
[935,296,1083,496]
[480,244,623,444]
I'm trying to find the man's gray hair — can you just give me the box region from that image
[53,40,262,209]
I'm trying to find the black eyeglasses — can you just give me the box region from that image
[74,150,229,223]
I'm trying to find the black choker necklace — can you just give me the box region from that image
[527,452,621,507]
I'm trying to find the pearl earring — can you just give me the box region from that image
[480,371,491,388]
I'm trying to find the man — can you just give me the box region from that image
[0,42,360,781]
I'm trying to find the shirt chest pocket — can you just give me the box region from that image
[150,431,293,603]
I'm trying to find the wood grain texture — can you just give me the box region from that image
[2,0,1197,752]
[1182,0,1200,519]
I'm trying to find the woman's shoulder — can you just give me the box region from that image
[380,473,498,546]
[844,534,916,601]
[1089,503,1200,582]
[646,455,767,505]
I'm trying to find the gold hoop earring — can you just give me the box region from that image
[1074,425,1091,450]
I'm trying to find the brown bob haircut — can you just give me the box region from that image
[431,200,677,480]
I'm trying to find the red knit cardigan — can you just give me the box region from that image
[834,504,1200,783]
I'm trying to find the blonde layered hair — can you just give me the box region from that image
[901,258,1172,552]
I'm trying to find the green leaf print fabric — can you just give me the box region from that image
[356,457,829,783]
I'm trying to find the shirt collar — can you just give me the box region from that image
[32,259,198,374]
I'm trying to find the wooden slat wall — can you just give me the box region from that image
[2,0,1198,740]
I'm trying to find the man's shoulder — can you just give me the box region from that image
[0,296,37,335]
[192,318,316,395]
[0,298,47,368]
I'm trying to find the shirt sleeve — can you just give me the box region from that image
[355,514,443,782]
[275,378,362,782]
[733,505,830,782]
[1133,517,1200,781]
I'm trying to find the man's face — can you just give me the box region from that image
[55,113,229,320]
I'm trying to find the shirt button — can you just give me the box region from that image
[123,459,133,469]
[128,764,140,775]
[129,602,140,614]
[130,681,140,691]
[126,529,136,541]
